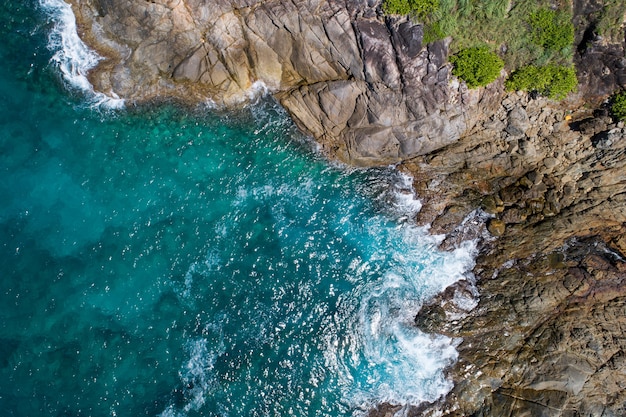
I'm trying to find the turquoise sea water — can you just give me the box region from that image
[0,2,475,416]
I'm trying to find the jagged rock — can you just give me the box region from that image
[501,207,528,224]
[402,90,626,416]
[481,195,504,215]
[506,107,530,138]
[573,0,626,104]
[70,0,492,166]
[499,185,524,205]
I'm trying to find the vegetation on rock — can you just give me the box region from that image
[596,0,626,42]
[450,46,504,88]
[506,65,578,99]
[382,0,438,17]
[610,91,626,121]
[383,0,578,97]
[415,1,574,66]
[527,8,574,52]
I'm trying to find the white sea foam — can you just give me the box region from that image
[159,338,220,417]
[179,249,221,301]
[39,0,125,108]
[246,80,270,102]
[389,170,423,217]
[165,227,477,416]
[328,230,477,413]
[180,339,216,412]
[362,168,424,224]
[158,130,477,415]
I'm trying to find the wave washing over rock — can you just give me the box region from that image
[0,2,481,416]
[40,0,124,108]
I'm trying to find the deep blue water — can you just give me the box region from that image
[0,2,475,416]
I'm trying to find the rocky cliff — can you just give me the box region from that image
[71,0,505,165]
[69,0,626,415]
[411,98,626,416]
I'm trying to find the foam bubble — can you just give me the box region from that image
[39,0,125,109]
[246,80,270,102]
[339,232,476,411]
[389,170,423,217]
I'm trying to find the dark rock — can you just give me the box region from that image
[499,186,523,205]
[501,207,528,224]
[506,107,530,138]
[414,304,447,333]
[481,195,504,215]
[392,21,423,59]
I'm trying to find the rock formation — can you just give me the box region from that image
[411,99,626,416]
[68,0,626,415]
[71,0,503,165]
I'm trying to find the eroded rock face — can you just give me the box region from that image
[573,0,626,104]
[408,97,626,416]
[70,0,493,165]
[415,234,626,417]
[402,94,626,247]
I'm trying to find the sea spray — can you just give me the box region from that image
[158,165,477,416]
[40,0,125,108]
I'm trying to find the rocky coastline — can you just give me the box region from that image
[68,0,626,415]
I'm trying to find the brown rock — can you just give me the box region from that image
[501,207,528,224]
[481,195,504,214]
[487,219,506,236]
[609,234,626,257]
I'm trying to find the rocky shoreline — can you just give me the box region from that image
[410,97,626,416]
[68,0,626,415]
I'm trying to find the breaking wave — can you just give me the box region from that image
[39,0,125,108]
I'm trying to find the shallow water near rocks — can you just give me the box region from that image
[0,2,475,416]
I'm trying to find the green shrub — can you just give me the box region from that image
[596,1,626,43]
[450,46,504,88]
[528,8,574,51]
[610,91,626,121]
[382,0,438,17]
[422,21,446,44]
[382,0,413,15]
[506,65,577,100]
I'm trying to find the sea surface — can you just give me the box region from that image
[0,1,476,416]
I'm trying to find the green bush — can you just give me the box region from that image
[610,91,626,121]
[506,65,577,100]
[450,46,504,88]
[422,21,446,44]
[382,0,413,15]
[382,0,438,17]
[597,1,626,43]
[528,8,574,51]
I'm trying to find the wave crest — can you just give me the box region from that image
[40,0,125,109]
